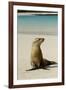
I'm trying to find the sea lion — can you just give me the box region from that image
[26,38,57,71]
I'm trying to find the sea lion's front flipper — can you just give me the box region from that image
[26,68,39,71]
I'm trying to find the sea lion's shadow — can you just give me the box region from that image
[42,65,58,70]
[26,58,58,71]
[26,65,57,71]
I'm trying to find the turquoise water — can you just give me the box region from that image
[17,15,58,35]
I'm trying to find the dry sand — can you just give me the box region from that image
[17,34,58,80]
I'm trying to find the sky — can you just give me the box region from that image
[17,14,58,35]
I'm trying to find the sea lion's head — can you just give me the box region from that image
[33,38,45,46]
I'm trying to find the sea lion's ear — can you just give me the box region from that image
[34,38,39,41]
[34,38,45,42]
[34,38,39,42]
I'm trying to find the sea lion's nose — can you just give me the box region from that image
[42,38,45,41]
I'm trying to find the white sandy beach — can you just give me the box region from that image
[17,34,58,80]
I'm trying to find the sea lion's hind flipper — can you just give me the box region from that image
[43,58,57,65]
[49,61,57,65]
